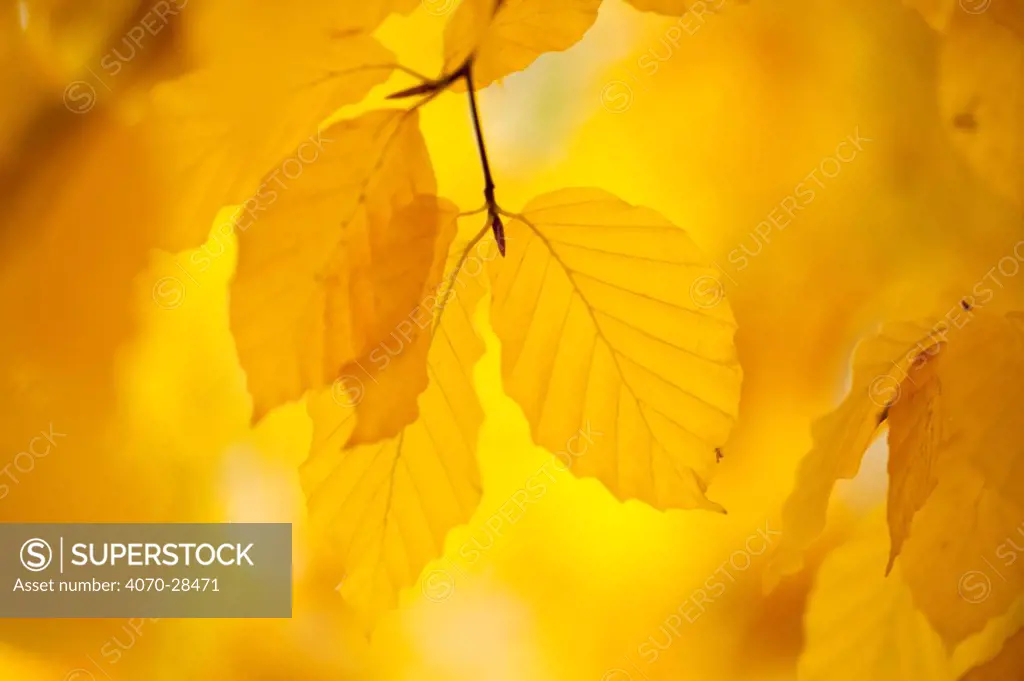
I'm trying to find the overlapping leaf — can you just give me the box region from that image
[894,312,1024,645]
[444,0,602,89]
[301,226,490,627]
[229,109,436,422]
[767,318,939,586]
[772,308,1024,646]
[798,513,949,681]
[340,198,466,446]
[186,0,417,57]
[885,345,944,571]
[487,188,742,511]
[149,3,397,251]
[960,628,1024,680]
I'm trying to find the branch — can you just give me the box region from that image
[463,64,505,257]
[385,58,506,256]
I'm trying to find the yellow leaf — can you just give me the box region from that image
[768,318,940,587]
[187,0,408,58]
[960,628,1024,681]
[939,5,1024,210]
[773,309,1024,646]
[340,197,461,446]
[229,109,436,422]
[149,9,396,251]
[900,471,1024,647]
[952,597,1024,679]
[443,0,602,89]
[301,232,488,626]
[798,512,950,681]
[886,346,944,572]
[486,187,742,511]
[892,312,1024,645]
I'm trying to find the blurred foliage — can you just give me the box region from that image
[1,0,1022,679]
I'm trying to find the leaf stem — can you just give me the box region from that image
[393,64,434,83]
[465,68,495,200]
[387,68,462,100]
[462,63,505,256]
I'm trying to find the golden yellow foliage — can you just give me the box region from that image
[892,312,1024,645]
[341,197,461,446]
[798,512,949,681]
[885,344,943,571]
[229,110,435,422]
[488,188,741,511]
[961,628,1024,681]
[769,318,938,585]
[444,0,603,88]
[775,309,1024,647]
[301,230,488,626]
[5,0,1024,678]
[150,4,397,250]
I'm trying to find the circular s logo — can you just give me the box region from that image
[63,81,97,114]
[689,275,725,309]
[958,570,991,603]
[20,538,53,572]
[421,569,455,603]
[601,80,634,114]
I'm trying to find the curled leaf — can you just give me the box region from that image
[767,318,939,588]
[895,312,1024,646]
[772,309,1024,646]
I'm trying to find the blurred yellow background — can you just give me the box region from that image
[1,0,1022,679]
